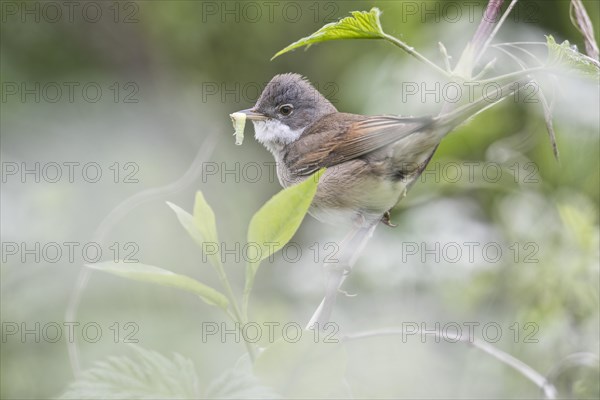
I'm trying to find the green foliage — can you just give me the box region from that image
[546,35,600,79]
[86,168,324,370]
[167,202,205,246]
[246,169,324,268]
[272,8,384,60]
[192,192,221,251]
[59,347,279,399]
[59,346,201,399]
[78,172,326,395]
[253,335,347,398]
[205,355,280,399]
[167,196,222,271]
[457,190,599,324]
[86,261,229,310]
[243,169,325,316]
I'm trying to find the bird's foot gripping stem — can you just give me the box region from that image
[381,210,397,227]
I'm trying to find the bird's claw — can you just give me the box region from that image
[381,210,397,227]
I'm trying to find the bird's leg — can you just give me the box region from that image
[381,210,397,227]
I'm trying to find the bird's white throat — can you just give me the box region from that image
[252,119,304,153]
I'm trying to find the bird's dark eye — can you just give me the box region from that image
[278,104,293,116]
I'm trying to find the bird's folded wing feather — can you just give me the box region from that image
[285,113,433,176]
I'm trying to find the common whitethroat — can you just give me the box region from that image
[235,73,521,228]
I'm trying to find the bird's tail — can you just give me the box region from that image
[432,78,532,133]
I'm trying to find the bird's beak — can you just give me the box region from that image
[237,108,268,121]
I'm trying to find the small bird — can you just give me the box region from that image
[235,73,517,228]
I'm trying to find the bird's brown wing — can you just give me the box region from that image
[284,113,434,176]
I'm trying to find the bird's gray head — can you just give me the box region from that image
[236,73,337,152]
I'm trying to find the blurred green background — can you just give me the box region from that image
[1,0,599,398]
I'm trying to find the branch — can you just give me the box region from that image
[382,32,451,78]
[453,0,506,78]
[478,0,520,65]
[306,221,378,330]
[570,0,599,60]
[344,327,558,399]
[442,0,517,114]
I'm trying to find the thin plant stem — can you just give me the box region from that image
[214,263,257,362]
[505,44,545,66]
[495,41,548,46]
[494,46,531,69]
[306,221,378,330]
[439,42,452,72]
[242,273,254,324]
[477,0,520,64]
[471,0,505,57]
[382,33,451,78]
[222,306,256,362]
[452,0,505,79]
[344,328,558,399]
[570,0,600,60]
[477,66,546,84]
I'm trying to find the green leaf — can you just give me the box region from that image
[272,8,384,60]
[243,169,324,317]
[59,345,201,399]
[254,334,347,397]
[167,195,222,270]
[546,35,600,80]
[193,192,219,245]
[87,261,229,310]
[247,169,324,269]
[167,201,204,246]
[535,84,560,161]
[205,354,280,399]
